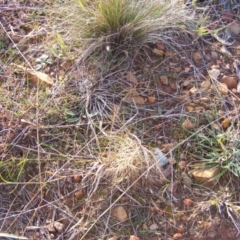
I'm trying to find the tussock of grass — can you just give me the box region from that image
[50,0,195,61]
[185,111,240,178]
[101,132,161,184]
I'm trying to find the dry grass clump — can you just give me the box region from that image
[101,133,160,184]
[50,0,195,62]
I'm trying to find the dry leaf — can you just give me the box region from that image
[208,69,220,80]
[11,63,53,86]
[111,206,128,222]
[221,118,230,129]
[220,45,232,57]
[27,70,53,85]
[182,119,194,130]
[127,71,138,85]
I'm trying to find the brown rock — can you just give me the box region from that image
[173,233,183,239]
[149,223,159,230]
[160,75,168,85]
[185,83,193,90]
[127,71,138,85]
[220,75,238,89]
[189,86,198,94]
[60,60,72,71]
[111,206,128,222]
[129,235,140,240]
[230,22,240,35]
[179,160,186,169]
[53,222,64,233]
[124,95,145,105]
[156,44,165,50]
[211,51,218,59]
[217,82,228,95]
[147,96,156,104]
[193,52,202,61]
[153,48,164,56]
[200,80,211,90]
[232,88,237,94]
[8,32,21,43]
[207,230,217,238]
[165,51,174,57]
[208,69,220,80]
[221,11,234,22]
[177,225,185,234]
[170,83,177,90]
[174,67,181,72]
[75,189,84,199]
[191,167,220,185]
[182,80,190,86]
[182,119,194,130]
[73,175,82,183]
[183,198,194,207]
[210,65,220,69]
[162,86,172,94]
[108,236,118,240]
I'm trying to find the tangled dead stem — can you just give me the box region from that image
[1,0,240,240]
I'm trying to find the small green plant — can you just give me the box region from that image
[34,54,53,70]
[186,114,240,178]
[0,157,27,182]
